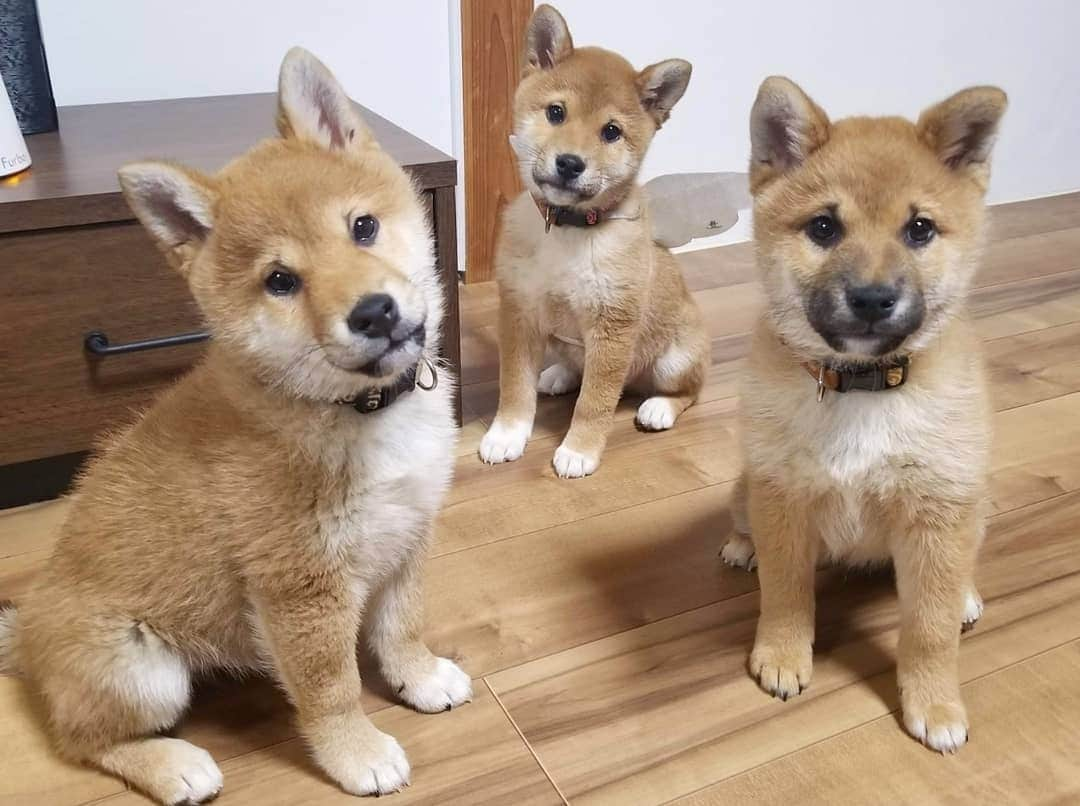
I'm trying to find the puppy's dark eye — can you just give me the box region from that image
[905,216,936,246]
[601,122,622,143]
[265,269,300,295]
[806,215,841,246]
[352,215,379,245]
[546,103,566,124]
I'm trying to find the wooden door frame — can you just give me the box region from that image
[460,0,532,283]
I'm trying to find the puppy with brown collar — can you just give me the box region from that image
[479,4,710,478]
[0,49,470,803]
[723,77,1006,752]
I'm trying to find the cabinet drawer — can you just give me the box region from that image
[0,222,206,464]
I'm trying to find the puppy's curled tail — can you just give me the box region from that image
[0,601,19,675]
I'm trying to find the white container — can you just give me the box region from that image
[0,72,32,178]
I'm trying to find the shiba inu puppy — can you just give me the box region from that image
[723,77,1006,752]
[478,4,709,478]
[0,48,470,803]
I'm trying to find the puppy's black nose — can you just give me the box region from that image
[347,293,399,338]
[555,153,586,180]
[846,284,899,323]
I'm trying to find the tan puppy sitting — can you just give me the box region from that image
[479,4,710,478]
[723,77,1007,752]
[0,48,470,803]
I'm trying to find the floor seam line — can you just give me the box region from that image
[484,677,571,805]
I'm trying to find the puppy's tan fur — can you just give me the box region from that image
[724,77,1007,753]
[479,4,709,478]
[0,49,470,803]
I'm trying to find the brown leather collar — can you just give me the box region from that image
[537,202,606,232]
[532,194,618,233]
[801,356,909,401]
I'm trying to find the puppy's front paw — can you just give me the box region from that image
[479,420,530,464]
[903,697,969,753]
[553,443,600,478]
[750,639,812,701]
[397,656,473,714]
[721,534,757,570]
[538,363,581,396]
[313,722,411,797]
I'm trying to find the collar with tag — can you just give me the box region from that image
[338,357,438,414]
[802,356,909,401]
[543,204,605,231]
[533,194,641,233]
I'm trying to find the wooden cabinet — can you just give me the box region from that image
[0,94,459,507]
[0,223,202,464]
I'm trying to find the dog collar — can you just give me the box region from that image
[802,356,909,402]
[542,204,605,232]
[338,357,438,414]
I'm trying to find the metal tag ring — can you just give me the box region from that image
[416,357,439,391]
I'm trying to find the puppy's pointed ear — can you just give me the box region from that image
[276,46,375,153]
[749,76,830,190]
[524,4,573,73]
[917,86,1007,189]
[118,162,216,275]
[638,59,692,128]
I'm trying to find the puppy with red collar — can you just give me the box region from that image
[479,4,709,478]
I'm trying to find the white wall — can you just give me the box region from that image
[554,0,1080,209]
[36,0,456,155]
[36,0,1080,262]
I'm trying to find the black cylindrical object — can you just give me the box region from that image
[0,0,57,134]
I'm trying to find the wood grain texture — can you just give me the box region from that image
[677,641,1080,806]
[486,491,1080,803]
[461,0,533,283]
[1,94,456,234]
[0,223,205,464]
[1,193,1080,804]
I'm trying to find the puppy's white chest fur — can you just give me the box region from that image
[747,379,983,563]
[793,392,920,487]
[528,226,635,314]
[502,193,643,316]
[307,389,455,580]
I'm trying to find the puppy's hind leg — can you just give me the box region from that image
[962,507,988,632]
[961,588,984,632]
[635,332,707,433]
[35,619,221,805]
[721,472,757,571]
[366,554,472,714]
[538,362,582,396]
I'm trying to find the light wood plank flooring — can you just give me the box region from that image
[2,192,1079,805]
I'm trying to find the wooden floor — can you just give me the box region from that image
[3,192,1080,805]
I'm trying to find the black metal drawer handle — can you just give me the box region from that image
[84,330,210,357]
